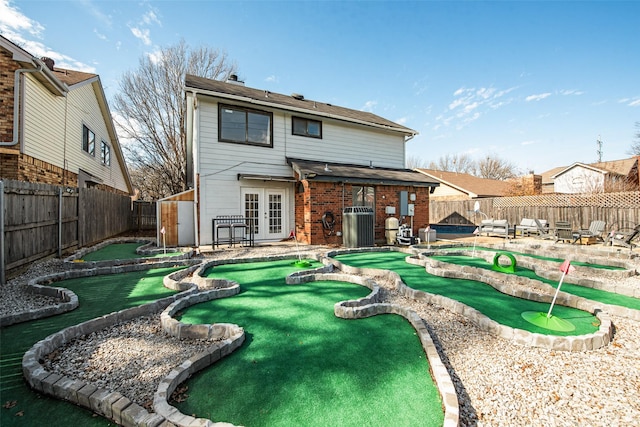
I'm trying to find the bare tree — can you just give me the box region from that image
[114,40,237,199]
[477,155,519,180]
[406,155,428,169]
[629,122,640,156]
[427,153,476,174]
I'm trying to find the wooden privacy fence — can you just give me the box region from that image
[1,180,136,283]
[429,191,640,231]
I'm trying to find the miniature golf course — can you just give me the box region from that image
[0,267,182,427]
[174,259,444,427]
[79,242,182,261]
[432,254,640,311]
[334,251,600,336]
[441,246,625,271]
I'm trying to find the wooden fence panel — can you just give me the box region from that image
[1,180,136,280]
[430,191,640,231]
[78,188,133,247]
[132,201,157,230]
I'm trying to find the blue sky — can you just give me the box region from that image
[2,0,638,175]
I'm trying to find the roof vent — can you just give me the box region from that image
[41,57,55,71]
[291,93,304,100]
[226,74,245,86]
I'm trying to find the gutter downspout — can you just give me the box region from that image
[191,92,200,248]
[1,63,44,146]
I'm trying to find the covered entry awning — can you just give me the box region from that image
[287,158,440,189]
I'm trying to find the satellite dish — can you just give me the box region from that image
[474,201,480,213]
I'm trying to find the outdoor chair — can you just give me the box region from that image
[572,220,606,244]
[607,225,640,250]
[554,221,574,243]
[532,219,555,240]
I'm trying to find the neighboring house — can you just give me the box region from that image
[0,35,132,195]
[183,74,438,246]
[541,157,639,194]
[414,169,512,200]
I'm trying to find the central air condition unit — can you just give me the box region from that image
[342,206,374,248]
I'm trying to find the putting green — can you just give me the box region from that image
[334,251,600,336]
[442,246,624,270]
[433,254,640,311]
[0,267,182,427]
[175,259,444,427]
[80,242,182,261]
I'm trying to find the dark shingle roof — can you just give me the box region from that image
[288,158,438,188]
[52,67,97,86]
[185,74,417,135]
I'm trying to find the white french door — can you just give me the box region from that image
[241,188,287,241]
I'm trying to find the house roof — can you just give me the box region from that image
[52,67,97,86]
[543,157,638,182]
[288,158,439,188]
[415,169,511,197]
[185,74,417,136]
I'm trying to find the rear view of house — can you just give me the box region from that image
[0,35,132,195]
[184,74,437,247]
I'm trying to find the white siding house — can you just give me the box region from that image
[185,74,437,246]
[1,35,132,195]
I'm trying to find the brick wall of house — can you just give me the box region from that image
[0,46,17,143]
[295,179,430,246]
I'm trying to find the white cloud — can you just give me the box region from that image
[361,100,377,112]
[620,97,640,107]
[629,99,640,107]
[78,0,112,28]
[395,117,407,125]
[0,0,44,37]
[521,140,536,146]
[525,93,552,102]
[436,85,518,130]
[265,75,278,83]
[131,27,151,45]
[559,89,584,96]
[94,28,107,40]
[142,10,161,26]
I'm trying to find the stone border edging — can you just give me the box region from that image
[63,237,195,269]
[423,248,640,321]
[154,282,245,427]
[326,247,613,352]
[0,283,78,327]
[290,270,459,427]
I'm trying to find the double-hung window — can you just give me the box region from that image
[82,125,95,156]
[219,104,273,147]
[101,141,111,166]
[292,116,322,138]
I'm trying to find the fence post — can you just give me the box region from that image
[0,180,5,285]
[58,186,63,259]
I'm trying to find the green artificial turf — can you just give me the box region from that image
[174,259,444,427]
[335,252,600,336]
[0,267,182,427]
[433,254,640,311]
[441,246,624,270]
[80,243,182,261]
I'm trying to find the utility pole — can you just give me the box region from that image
[596,136,603,163]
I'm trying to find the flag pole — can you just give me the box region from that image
[547,260,573,318]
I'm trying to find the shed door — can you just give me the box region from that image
[177,201,194,246]
[241,188,286,241]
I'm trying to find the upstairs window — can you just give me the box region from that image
[82,125,95,156]
[219,104,272,147]
[101,141,111,166]
[292,116,322,138]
